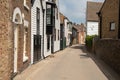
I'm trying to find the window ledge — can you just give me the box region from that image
[23,55,28,62]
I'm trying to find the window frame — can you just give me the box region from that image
[110,22,115,31]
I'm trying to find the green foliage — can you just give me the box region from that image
[85,35,97,47]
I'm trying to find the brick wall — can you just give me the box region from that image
[100,0,119,39]
[11,0,31,73]
[0,0,13,80]
[94,39,120,74]
[22,0,31,71]
[0,0,31,80]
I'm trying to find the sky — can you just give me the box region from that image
[59,0,105,24]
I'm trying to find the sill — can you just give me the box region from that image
[23,55,28,62]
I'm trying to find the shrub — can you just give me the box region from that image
[85,35,97,48]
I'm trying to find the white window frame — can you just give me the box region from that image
[110,22,115,31]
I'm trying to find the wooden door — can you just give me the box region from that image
[33,35,41,63]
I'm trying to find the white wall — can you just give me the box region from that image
[42,0,61,57]
[53,0,60,52]
[31,0,44,64]
[64,19,70,46]
[87,21,99,36]
[42,0,52,57]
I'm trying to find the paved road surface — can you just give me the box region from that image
[14,45,120,80]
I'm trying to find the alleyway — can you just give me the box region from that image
[14,45,120,80]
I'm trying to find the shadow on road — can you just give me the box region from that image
[71,44,120,80]
[71,44,90,58]
[80,54,89,58]
[71,44,88,53]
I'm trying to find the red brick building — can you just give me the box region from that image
[0,0,31,80]
[72,24,85,45]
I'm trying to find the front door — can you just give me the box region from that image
[51,35,53,53]
[14,26,18,73]
[33,35,41,63]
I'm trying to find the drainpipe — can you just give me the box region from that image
[97,12,102,39]
[118,0,120,39]
[42,9,45,59]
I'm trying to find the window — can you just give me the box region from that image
[56,8,58,19]
[37,8,40,34]
[47,36,50,50]
[46,4,55,25]
[54,29,56,41]
[46,3,56,34]
[110,22,115,31]
[46,4,52,25]
[23,28,28,62]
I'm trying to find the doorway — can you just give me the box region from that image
[33,35,41,63]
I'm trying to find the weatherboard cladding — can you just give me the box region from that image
[31,0,44,64]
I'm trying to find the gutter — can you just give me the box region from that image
[118,0,120,38]
[42,9,45,59]
[97,12,102,39]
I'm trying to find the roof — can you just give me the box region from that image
[87,1,103,21]
[73,24,85,32]
[99,0,107,13]
[60,13,69,24]
[60,13,65,24]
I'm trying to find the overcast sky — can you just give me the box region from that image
[59,0,105,24]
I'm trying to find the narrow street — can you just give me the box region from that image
[14,45,120,80]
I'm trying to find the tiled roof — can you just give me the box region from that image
[60,13,65,24]
[60,13,69,24]
[73,24,85,32]
[87,1,103,21]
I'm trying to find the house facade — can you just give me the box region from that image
[86,1,103,36]
[72,24,85,45]
[94,0,120,74]
[67,22,72,46]
[60,13,72,47]
[64,18,69,46]
[12,0,31,75]
[98,0,119,39]
[0,0,31,79]
[31,0,44,64]
[72,26,78,44]
[78,24,86,44]
[60,13,66,50]
[43,0,60,57]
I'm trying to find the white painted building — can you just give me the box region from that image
[64,18,72,46]
[31,0,44,64]
[64,18,69,46]
[86,22,99,35]
[42,0,60,57]
[86,1,103,36]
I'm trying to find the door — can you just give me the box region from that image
[33,35,41,62]
[60,26,64,50]
[51,35,54,53]
[14,26,18,73]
